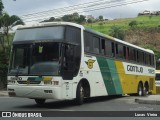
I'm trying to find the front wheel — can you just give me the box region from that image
[75,83,84,105]
[35,99,46,105]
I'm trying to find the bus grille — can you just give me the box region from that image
[17,81,41,84]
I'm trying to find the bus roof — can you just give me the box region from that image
[17,22,83,30]
[17,22,153,54]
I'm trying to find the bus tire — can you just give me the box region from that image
[143,83,149,96]
[137,83,143,96]
[35,99,46,105]
[75,83,84,105]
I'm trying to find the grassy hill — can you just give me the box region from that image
[84,16,160,34]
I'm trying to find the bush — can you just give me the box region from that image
[129,20,137,28]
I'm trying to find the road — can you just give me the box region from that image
[0,95,160,119]
[0,95,160,111]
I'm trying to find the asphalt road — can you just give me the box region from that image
[0,95,160,119]
[0,95,160,111]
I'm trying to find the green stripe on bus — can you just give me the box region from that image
[106,59,123,94]
[97,57,123,95]
[97,57,116,95]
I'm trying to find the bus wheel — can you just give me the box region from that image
[143,83,149,96]
[137,83,143,96]
[35,99,46,105]
[75,83,84,105]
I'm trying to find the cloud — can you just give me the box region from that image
[2,0,160,21]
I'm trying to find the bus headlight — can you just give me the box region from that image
[8,80,16,84]
[52,81,59,85]
[44,81,52,85]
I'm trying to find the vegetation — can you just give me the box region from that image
[41,12,86,24]
[0,0,24,89]
[109,26,124,40]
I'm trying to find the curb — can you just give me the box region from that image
[135,98,160,105]
[0,91,8,97]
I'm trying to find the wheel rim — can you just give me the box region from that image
[80,86,84,100]
[144,85,149,95]
[138,86,143,96]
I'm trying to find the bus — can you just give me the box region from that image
[7,22,156,105]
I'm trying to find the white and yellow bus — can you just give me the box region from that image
[7,22,156,105]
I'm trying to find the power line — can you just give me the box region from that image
[22,0,143,21]
[22,0,150,22]
[21,0,107,17]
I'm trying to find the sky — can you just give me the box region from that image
[2,0,160,23]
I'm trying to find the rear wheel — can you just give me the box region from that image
[143,83,149,96]
[75,83,84,105]
[137,83,143,96]
[35,99,46,105]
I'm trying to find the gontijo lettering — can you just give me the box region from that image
[127,65,143,73]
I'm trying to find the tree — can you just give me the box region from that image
[99,15,103,21]
[87,18,93,23]
[0,13,24,49]
[41,17,55,22]
[109,26,125,40]
[0,0,4,15]
[78,15,86,24]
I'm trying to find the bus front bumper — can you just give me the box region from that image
[7,85,63,100]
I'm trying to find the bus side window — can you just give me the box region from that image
[126,47,129,60]
[84,31,92,52]
[105,40,112,57]
[116,43,123,59]
[101,39,105,55]
[93,36,100,54]
[111,42,115,57]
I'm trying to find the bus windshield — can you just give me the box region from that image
[9,42,61,76]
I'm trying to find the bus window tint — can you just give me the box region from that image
[137,51,144,64]
[93,37,100,54]
[66,26,81,44]
[116,43,124,59]
[129,48,136,61]
[84,32,92,52]
[146,54,150,65]
[105,40,112,57]
[101,39,105,55]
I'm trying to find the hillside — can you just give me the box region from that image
[84,16,160,59]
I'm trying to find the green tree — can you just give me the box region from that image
[99,15,103,21]
[0,0,4,15]
[78,15,86,24]
[41,17,55,22]
[0,13,24,49]
[109,26,125,40]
